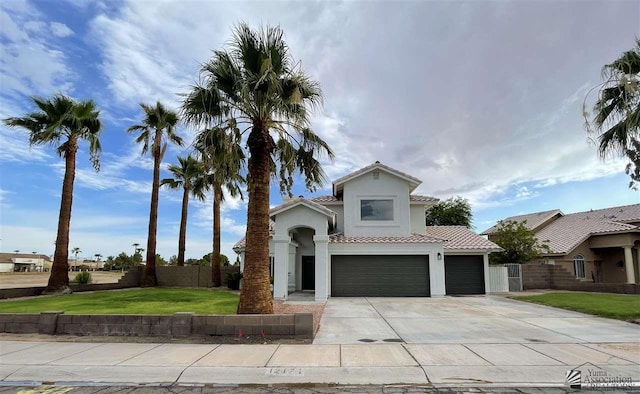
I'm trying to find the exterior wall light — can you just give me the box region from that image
[437,252,442,260]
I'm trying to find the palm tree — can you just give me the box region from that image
[128,102,184,287]
[194,126,244,287]
[161,155,207,266]
[94,253,102,261]
[585,39,640,187]
[182,24,334,313]
[132,243,140,256]
[71,247,81,271]
[13,250,19,254]
[4,95,102,293]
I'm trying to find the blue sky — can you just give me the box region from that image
[1,0,638,261]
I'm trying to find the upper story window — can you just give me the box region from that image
[573,255,585,278]
[361,199,393,221]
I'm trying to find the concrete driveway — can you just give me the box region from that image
[313,296,640,344]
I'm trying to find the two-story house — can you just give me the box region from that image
[234,162,501,301]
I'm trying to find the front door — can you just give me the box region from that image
[302,256,315,290]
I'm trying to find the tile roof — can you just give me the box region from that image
[333,162,422,191]
[309,194,439,204]
[309,195,339,203]
[535,205,640,255]
[329,232,444,244]
[232,221,274,251]
[410,194,439,202]
[481,209,562,235]
[424,226,502,251]
[269,197,336,218]
[482,204,640,255]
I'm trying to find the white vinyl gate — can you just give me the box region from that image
[488,266,509,292]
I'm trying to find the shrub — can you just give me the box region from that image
[74,271,93,285]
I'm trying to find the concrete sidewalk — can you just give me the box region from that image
[1,340,638,387]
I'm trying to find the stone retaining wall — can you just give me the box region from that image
[0,312,313,339]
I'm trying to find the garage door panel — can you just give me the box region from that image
[445,255,485,295]
[331,255,430,297]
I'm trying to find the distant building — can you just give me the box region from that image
[0,253,52,272]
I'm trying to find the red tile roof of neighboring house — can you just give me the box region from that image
[424,226,502,251]
[329,232,444,244]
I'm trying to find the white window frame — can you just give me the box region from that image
[573,255,585,279]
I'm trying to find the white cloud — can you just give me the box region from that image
[0,4,73,97]
[50,22,74,38]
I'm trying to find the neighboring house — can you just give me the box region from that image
[482,204,640,285]
[234,162,501,301]
[0,253,52,272]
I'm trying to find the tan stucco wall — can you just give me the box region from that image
[589,233,640,248]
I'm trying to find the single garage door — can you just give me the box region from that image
[331,255,430,297]
[445,255,485,295]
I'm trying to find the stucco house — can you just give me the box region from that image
[482,204,640,285]
[233,162,500,302]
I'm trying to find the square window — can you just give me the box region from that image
[361,199,393,221]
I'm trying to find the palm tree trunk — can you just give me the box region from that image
[212,184,222,287]
[143,139,161,287]
[238,127,274,314]
[177,186,189,267]
[45,138,77,294]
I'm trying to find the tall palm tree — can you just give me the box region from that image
[182,24,334,313]
[4,95,102,294]
[194,126,244,287]
[128,102,184,287]
[586,39,640,187]
[161,155,207,266]
[94,254,102,261]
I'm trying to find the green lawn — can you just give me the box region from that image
[0,288,239,315]
[513,292,640,321]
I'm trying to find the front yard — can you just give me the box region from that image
[0,288,239,315]
[513,292,640,321]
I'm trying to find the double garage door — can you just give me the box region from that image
[331,254,485,297]
[331,255,430,297]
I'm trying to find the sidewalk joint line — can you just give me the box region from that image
[114,343,163,366]
[0,342,46,358]
[462,343,494,366]
[520,343,568,365]
[263,343,280,367]
[44,341,105,365]
[579,342,639,364]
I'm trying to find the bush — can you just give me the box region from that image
[226,271,243,290]
[74,271,93,285]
